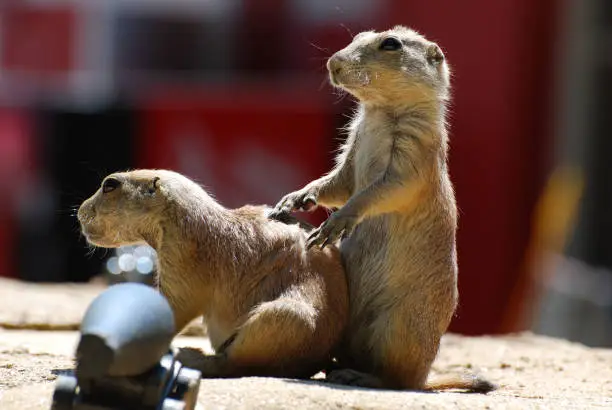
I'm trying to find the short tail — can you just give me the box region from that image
[424,373,498,393]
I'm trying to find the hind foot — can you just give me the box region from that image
[326,368,384,389]
[176,347,232,378]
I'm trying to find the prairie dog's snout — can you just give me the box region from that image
[77,199,93,223]
[78,176,123,225]
[78,196,107,246]
[77,198,96,237]
[327,55,346,75]
[327,55,344,87]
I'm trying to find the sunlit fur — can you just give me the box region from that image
[273,26,495,392]
[78,169,348,379]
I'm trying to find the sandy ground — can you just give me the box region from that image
[1,278,611,409]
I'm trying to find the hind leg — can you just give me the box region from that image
[177,298,329,378]
[324,341,385,388]
[326,346,433,390]
[327,314,437,390]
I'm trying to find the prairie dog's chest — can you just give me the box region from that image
[354,117,394,188]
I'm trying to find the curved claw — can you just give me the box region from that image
[300,197,318,212]
[267,207,288,220]
[306,213,357,250]
[271,191,318,218]
[275,199,293,215]
[306,227,326,249]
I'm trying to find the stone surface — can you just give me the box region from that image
[0,330,611,409]
[1,279,611,409]
[0,278,105,330]
[0,278,207,335]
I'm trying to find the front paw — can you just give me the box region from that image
[270,189,318,217]
[176,348,230,378]
[176,347,208,368]
[307,212,357,249]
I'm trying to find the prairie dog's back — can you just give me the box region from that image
[180,202,349,371]
[232,204,346,313]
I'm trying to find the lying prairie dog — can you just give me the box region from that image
[78,169,348,379]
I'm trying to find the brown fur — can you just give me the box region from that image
[271,26,496,392]
[77,169,348,379]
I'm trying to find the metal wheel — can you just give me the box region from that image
[50,375,77,410]
[162,397,186,410]
[174,368,201,410]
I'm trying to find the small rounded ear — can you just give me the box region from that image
[426,44,445,65]
[148,176,161,195]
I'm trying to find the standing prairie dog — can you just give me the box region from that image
[271,26,495,392]
[78,169,348,379]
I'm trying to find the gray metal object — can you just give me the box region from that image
[51,283,201,410]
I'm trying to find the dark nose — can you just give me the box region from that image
[327,55,345,75]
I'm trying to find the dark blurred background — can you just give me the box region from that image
[0,0,610,346]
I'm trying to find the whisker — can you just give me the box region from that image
[333,91,348,105]
[84,244,96,259]
[318,75,330,92]
[308,41,330,55]
[339,23,354,39]
[309,56,331,63]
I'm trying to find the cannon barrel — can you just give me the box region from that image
[51,283,201,410]
[75,283,175,378]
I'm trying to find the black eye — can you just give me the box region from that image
[148,177,160,194]
[102,177,121,193]
[379,37,402,51]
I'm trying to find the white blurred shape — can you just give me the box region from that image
[136,256,155,274]
[106,256,122,275]
[118,253,136,272]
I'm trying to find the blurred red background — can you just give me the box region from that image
[0,0,565,336]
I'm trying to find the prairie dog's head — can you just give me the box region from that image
[77,170,169,248]
[327,26,450,105]
[77,169,206,248]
